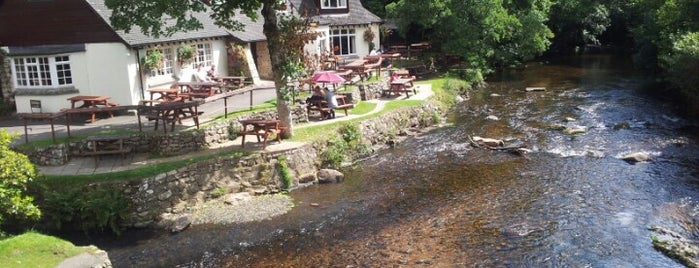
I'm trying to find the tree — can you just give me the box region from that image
[0,130,41,228]
[386,0,553,73]
[105,0,306,137]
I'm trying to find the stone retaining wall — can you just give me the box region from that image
[122,103,439,228]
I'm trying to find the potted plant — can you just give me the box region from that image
[177,45,195,65]
[141,50,164,73]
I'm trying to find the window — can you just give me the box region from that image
[321,0,347,9]
[147,47,174,77]
[330,28,356,56]
[194,43,213,67]
[13,56,72,87]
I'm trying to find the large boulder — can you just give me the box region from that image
[317,169,344,183]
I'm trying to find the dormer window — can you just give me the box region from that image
[321,0,347,9]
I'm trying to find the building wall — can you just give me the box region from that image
[142,39,228,90]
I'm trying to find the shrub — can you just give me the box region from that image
[40,184,128,235]
[277,156,293,190]
[0,130,41,231]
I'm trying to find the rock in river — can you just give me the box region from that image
[318,169,345,183]
[620,152,651,163]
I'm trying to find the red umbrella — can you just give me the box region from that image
[312,71,346,84]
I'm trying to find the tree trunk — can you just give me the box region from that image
[261,0,294,138]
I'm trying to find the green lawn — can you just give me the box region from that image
[0,231,88,268]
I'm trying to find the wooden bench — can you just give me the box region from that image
[306,96,354,120]
[82,135,132,167]
[239,119,284,149]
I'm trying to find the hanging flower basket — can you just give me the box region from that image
[141,50,164,73]
[177,45,195,65]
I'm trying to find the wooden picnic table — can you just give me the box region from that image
[142,88,183,105]
[218,76,246,90]
[67,95,118,123]
[142,101,202,133]
[239,119,284,150]
[83,134,132,167]
[306,95,354,120]
[176,81,221,98]
[386,77,417,98]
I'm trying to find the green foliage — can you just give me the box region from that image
[277,156,293,190]
[141,49,164,72]
[659,32,699,110]
[321,123,371,168]
[322,136,350,168]
[40,184,128,235]
[0,231,87,268]
[210,187,227,198]
[177,45,195,64]
[0,130,41,229]
[387,0,553,71]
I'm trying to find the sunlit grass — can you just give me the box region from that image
[0,231,87,268]
[350,101,376,115]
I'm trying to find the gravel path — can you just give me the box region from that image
[189,193,294,225]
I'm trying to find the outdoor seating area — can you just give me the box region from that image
[81,134,132,167]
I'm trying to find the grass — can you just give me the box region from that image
[350,101,376,115]
[0,231,88,268]
[38,150,249,188]
[290,99,425,142]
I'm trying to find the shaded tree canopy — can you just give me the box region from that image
[386,0,553,73]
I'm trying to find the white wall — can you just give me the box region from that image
[14,42,136,113]
[143,39,228,90]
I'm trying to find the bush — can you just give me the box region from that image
[660,32,699,114]
[0,130,41,231]
[40,184,128,235]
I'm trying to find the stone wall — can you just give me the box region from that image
[120,103,439,228]
[0,54,13,103]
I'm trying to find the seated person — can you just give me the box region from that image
[306,86,325,106]
[324,87,338,119]
[206,65,218,81]
[194,64,211,82]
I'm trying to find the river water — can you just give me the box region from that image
[99,55,699,267]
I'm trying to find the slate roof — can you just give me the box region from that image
[289,0,382,26]
[85,0,265,46]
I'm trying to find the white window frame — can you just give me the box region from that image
[330,28,356,56]
[194,43,213,67]
[12,55,73,87]
[321,0,347,9]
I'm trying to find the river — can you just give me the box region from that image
[97,55,699,267]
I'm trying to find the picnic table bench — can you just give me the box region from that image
[66,95,119,123]
[384,77,417,98]
[239,119,285,149]
[82,134,132,167]
[306,95,354,120]
[140,101,203,133]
